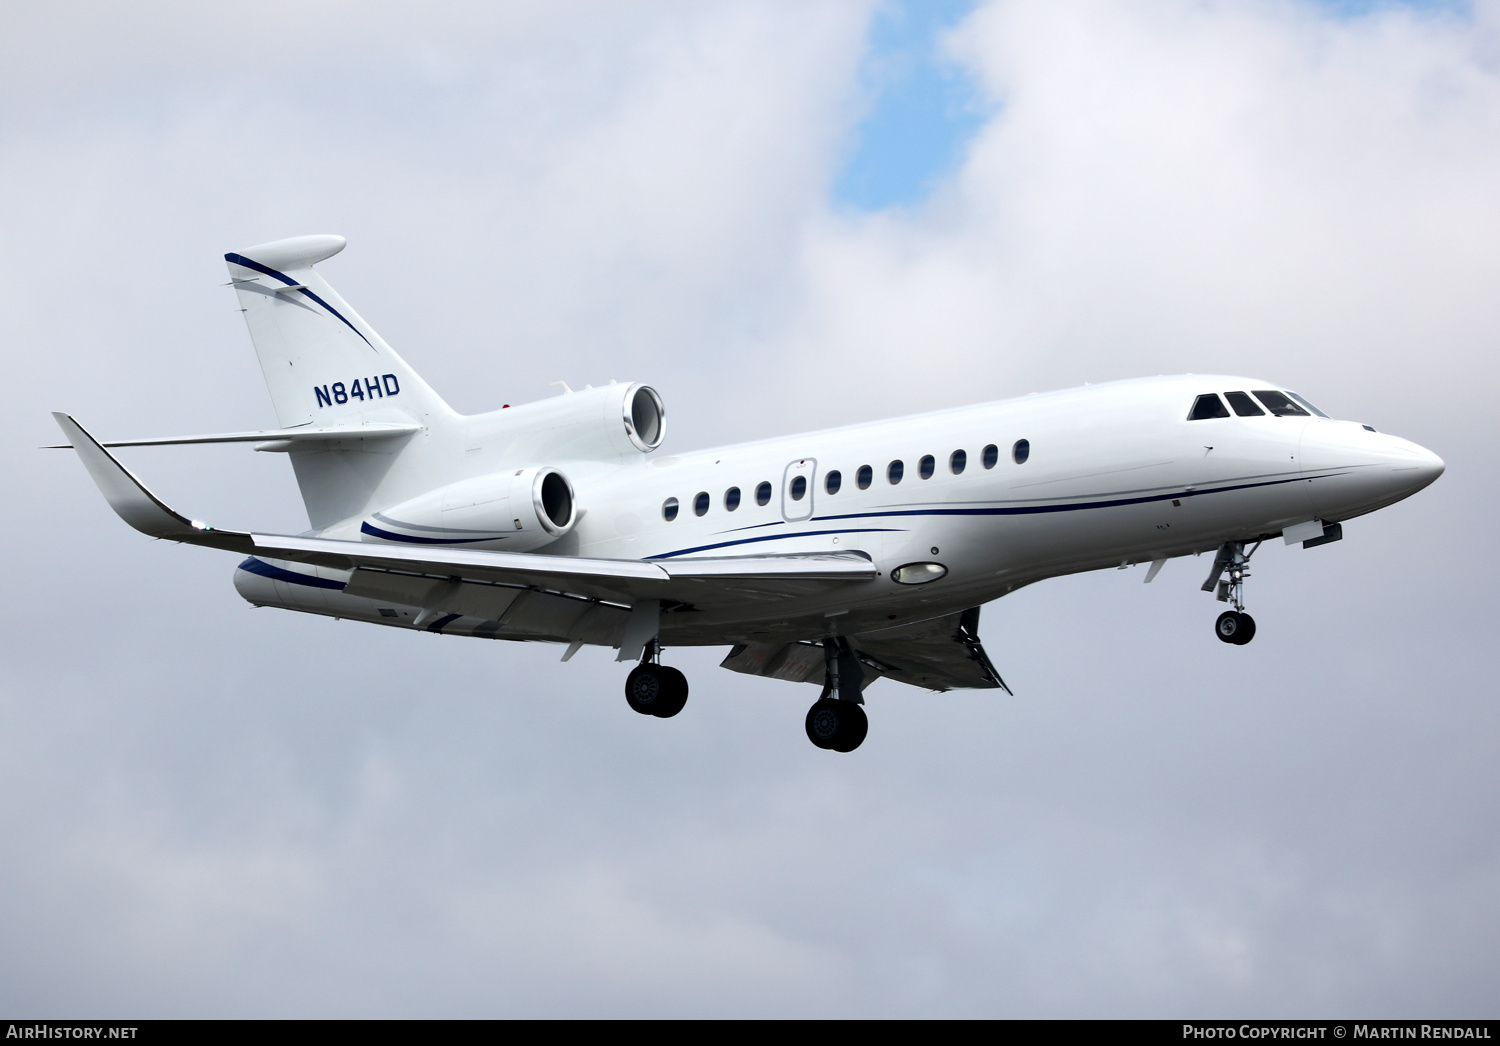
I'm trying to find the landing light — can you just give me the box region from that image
[892,562,947,585]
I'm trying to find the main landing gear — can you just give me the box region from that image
[1202,540,1261,645]
[805,638,869,752]
[624,640,688,718]
[620,636,874,752]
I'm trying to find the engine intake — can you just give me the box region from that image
[625,384,665,452]
[364,466,576,552]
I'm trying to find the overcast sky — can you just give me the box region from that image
[1,0,1496,1017]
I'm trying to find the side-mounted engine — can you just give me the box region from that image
[364,466,576,552]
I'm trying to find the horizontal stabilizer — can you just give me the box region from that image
[46,420,421,449]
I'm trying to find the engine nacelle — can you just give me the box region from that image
[365,466,576,552]
[468,382,666,463]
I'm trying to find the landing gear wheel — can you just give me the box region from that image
[1215,610,1256,645]
[805,699,868,752]
[625,664,689,717]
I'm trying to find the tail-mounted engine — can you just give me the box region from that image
[476,382,665,462]
[362,466,576,552]
[357,383,664,549]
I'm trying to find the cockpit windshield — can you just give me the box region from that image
[1252,390,1310,417]
[1285,391,1329,418]
[1188,394,1230,420]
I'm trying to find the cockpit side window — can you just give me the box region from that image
[1224,391,1265,417]
[1189,394,1230,420]
[1286,391,1329,418]
[1252,390,1309,417]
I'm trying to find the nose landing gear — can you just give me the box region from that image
[1202,540,1261,645]
[1215,609,1256,645]
[624,640,688,717]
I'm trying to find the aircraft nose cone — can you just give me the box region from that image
[1368,434,1444,506]
[1301,423,1443,520]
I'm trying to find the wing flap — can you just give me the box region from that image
[851,607,1010,692]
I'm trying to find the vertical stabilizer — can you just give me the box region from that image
[226,236,460,529]
[226,235,452,428]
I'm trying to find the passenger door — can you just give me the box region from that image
[781,458,816,522]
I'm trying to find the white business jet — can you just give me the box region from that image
[53,235,1444,752]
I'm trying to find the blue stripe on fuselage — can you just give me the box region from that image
[647,472,1339,559]
[648,527,900,560]
[359,521,506,545]
[237,556,346,590]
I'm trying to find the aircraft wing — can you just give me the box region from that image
[849,607,1010,692]
[52,413,877,607]
[719,607,1011,693]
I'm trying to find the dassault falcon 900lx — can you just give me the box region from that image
[53,235,1444,752]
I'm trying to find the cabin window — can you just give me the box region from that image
[982,444,999,469]
[1286,391,1329,418]
[1224,391,1264,417]
[694,491,710,516]
[825,470,842,495]
[1189,394,1230,420]
[790,476,807,501]
[1252,390,1309,417]
[724,486,741,511]
[857,465,873,489]
[755,481,772,506]
[950,449,966,474]
[888,459,904,484]
[1013,439,1030,464]
[662,497,679,521]
[919,455,935,479]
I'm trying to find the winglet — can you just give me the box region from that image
[51,412,250,551]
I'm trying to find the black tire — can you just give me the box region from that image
[1232,613,1256,645]
[829,702,868,753]
[1215,610,1245,644]
[805,699,867,752]
[652,666,689,718]
[625,664,668,715]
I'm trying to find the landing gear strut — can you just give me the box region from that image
[805,638,869,752]
[1202,540,1260,645]
[624,639,688,717]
